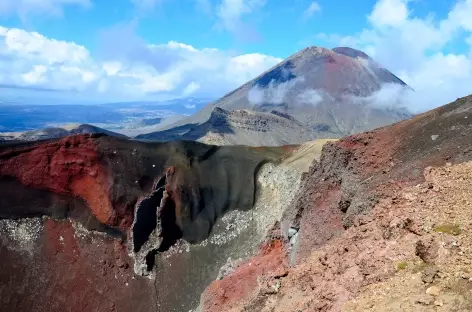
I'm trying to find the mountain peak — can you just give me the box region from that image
[332,47,371,59]
[299,46,331,54]
[150,44,411,138]
[289,46,333,62]
[290,46,372,62]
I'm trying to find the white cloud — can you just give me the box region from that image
[320,0,472,113]
[0,0,91,19]
[165,40,198,52]
[102,62,122,76]
[229,53,282,82]
[348,83,410,109]
[182,82,201,96]
[247,86,264,105]
[368,0,409,27]
[216,0,266,40]
[22,65,47,84]
[247,78,327,108]
[1,27,90,64]
[248,76,305,105]
[446,0,472,31]
[297,89,323,106]
[0,25,282,101]
[218,0,258,30]
[301,1,321,21]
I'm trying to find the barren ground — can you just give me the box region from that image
[202,160,472,312]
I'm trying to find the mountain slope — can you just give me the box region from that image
[137,107,335,146]
[200,94,472,312]
[150,46,412,142]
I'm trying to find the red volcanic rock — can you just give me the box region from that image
[202,238,289,312]
[290,96,472,258]
[0,135,114,225]
[295,183,345,262]
[43,218,81,261]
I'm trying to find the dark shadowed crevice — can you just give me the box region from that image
[154,175,166,190]
[157,197,182,252]
[131,173,184,274]
[145,249,158,272]
[132,176,167,253]
[139,193,182,271]
[138,175,153,190]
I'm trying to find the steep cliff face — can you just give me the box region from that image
[199,95,472,311]
[0,135,115,226]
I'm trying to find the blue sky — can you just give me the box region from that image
[0,0,471,107]
[0,0,376,57]
[1,0,463,57]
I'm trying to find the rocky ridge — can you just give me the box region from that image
[199,94,472,311]
[201,160,472,311]
[138,107,324,146]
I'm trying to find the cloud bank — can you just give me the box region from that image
[0,24,282,103]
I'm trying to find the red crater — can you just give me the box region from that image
[0,135,114,225]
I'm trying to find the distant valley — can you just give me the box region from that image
[0,97,212,139]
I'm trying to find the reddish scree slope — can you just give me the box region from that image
[201,95,472,311]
